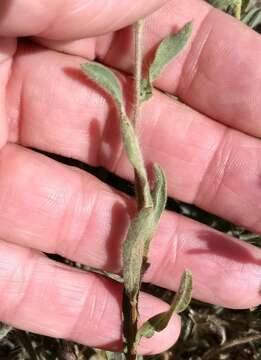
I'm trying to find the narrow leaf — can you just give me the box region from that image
[135,270,192,345]
[151,164,167,223]
[208,0,245,18]
[81,62,124,112]
[120,114,152,208]
[123,165,167,298]
[140,77,153,103]
[143,164,167,259]
[140,22,192,102]
[123,207,155,298]
[149,22,192,82]
[170,269,193,314]
[81,62,152,208]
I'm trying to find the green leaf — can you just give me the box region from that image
[143,164,167,258]
[135,270,192,345]
[208,0,244,18]
[140,22,192,102]
[170,270,193,313]
[140,77,153,103]
[81,62,152,209]
[81,62,124,113]
[120,114,152,209]
[151,165,167,223]
[149,22,192,82]
[123,164,167,298]
[123,207,155,298]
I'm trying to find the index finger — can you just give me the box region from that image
[0,0,168,39]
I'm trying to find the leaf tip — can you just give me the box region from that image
[80,62,93,75]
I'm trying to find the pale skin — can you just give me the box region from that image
[0,0,260,355]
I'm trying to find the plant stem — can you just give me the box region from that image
[132,19,144,127]
[123,19,145,360]
[122,289,139,360]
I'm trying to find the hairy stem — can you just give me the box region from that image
[123,289,139,360]
[123,19,145,360]
[132,19,144,127]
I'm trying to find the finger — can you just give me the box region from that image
[0,0,168,39]
[0,239,180,354]
[0,143,260,309]
[0,38,16,149]
[7,43,261,233]
[39,0,261,136]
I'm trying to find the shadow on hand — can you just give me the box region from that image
[103,201,135,272]
[63,66,128,172]
[188,230,261,266]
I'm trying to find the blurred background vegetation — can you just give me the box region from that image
[0,0,260,359]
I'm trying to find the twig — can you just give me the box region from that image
[202,333,261,359]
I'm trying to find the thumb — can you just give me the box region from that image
[0,0,169,40]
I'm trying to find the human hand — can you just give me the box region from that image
[0,0,260,355]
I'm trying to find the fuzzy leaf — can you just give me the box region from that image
[140,22,192,102]
[123,164,167,297]
[151,164,168,223]
[143,164,167,258]
[149,22,192,82]
[81,62,152,208]
[135,270,192,345]
[208,0,245,18]
[123,207,155,298]
[171,270,193,313]
[140,77,153,103]
[81,62,124,112]
[120,114,152,208]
